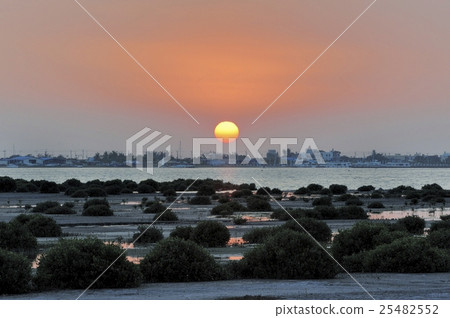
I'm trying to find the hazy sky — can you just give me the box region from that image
[1,0,449,157]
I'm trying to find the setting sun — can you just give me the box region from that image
[214,121,239,143]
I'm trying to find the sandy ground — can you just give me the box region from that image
[2,273,450,300]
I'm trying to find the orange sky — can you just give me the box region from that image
[0,0,449,156]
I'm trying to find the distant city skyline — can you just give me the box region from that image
[1,1,449,155]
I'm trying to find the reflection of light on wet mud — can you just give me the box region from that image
[126,256,143,264]
[32,254,42,269]
[107,242,134,249]
[228,256,243,261]
[120,242,134,249]
[227,237,245,246]
[369,209,450,221]
[241,215,271,222]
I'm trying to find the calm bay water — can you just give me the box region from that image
[1,167,449,190]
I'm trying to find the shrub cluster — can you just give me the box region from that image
[0,176,17,192]
[132,226,163,244]
[191,221,230,247]
[329,184,348,195]
[189,196,212,205]
[238,230,337,279]
[169,226,194,240]
[367,201,385,209]
[140,238,224,282]
[34,237,142,290]
[211,201,247,216]
[281,218,332,242]
[312,197,332,207]
[143,201,166,214]
[33,201,76,215]
[82,199,113,216]
[0,222,37,253]
[0,248,31,294]
[359,237,450,273]
[246,196,272,211]
[153,209,178,221]
[11,214,62,237]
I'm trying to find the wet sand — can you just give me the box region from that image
[2,273,450,300]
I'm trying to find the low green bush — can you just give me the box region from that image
[367,202,385,209]
[11,214,62,237]
[256,187,271,195]
[358,185,375,192]
[153,209,178,221]
[281,218,332,242]
[44,206,76,215]
[345,197,364,206]
[294,187,309,195]
[161,187,176,197]
[428,229,450,250]
[362,237,450,273]
[196,185,216,196]
[246,196,272,211]
[0,176,17,192]
[337,206,367,219]
[32,201,60,213]
[231,189,253,198]
[83,198,110,209]
[395,215,425,235]
[314,205,338,219]
[105,185,122,195]
[270,208,320,220]
[239,230,337,279]
[371,192,383,199]
[332,222,401,262]
[242,227,276,244]
[191,221,230,247]
[137,184,156,193]
[82,205,113,216]
[0,248,31,294]
[233,217,247,225]
[312,197,332,207]
[329,184,348,195]
[271,188,282,195]
[143,201,166,214]
[63,202,75,208]
[39,181,59,194]
[86,187,107,197]
[430,220,450,232]
[189,196,212,205]
[0,222,37,253]
[132,226,163,244]
[169,226,194,240]
[211,201,247,216]
[140,238,224,282]
[34,237,142,290]
[306,184,323,193]
[71,190,88,198]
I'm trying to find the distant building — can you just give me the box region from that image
[320,149,341,162]
[266,149,278,166]
[7,156,38,166]
[441,152,450,162]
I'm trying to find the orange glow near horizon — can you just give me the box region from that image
[214,121,239,143]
